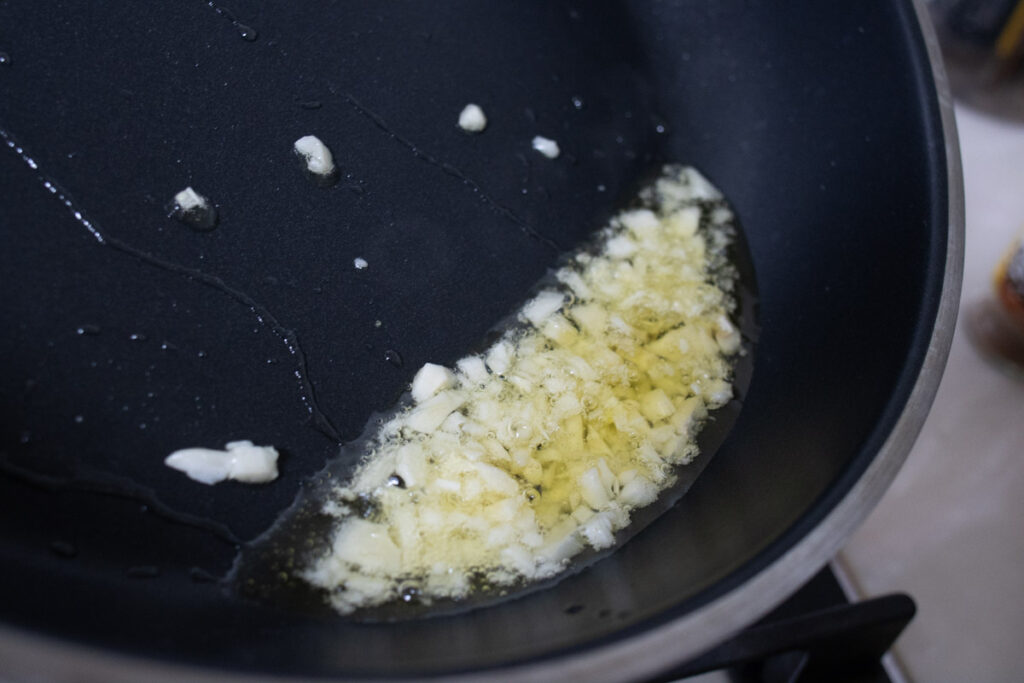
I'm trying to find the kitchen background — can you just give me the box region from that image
[836,6,1024,679]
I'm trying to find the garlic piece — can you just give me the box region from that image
[165,440,278,485]
[410,363,456,403]
[170,186,217,230]
[457,103,488,133]
[456,355,488,383]
[521,290,565,327]
[293,134,336,178]
[531,135,560,159]
[405,391,465,433]
[174,187,207,212]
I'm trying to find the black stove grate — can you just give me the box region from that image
[660,566,915,683]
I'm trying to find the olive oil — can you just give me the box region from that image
[303,166,741,614]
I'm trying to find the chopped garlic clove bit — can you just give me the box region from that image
[169,186,217,230]
[174,187,206,211]
[520,290,565,327]
[410,363,456,403]
[457,103,487,133]
[619,475,659,508]
[165,440,278,485]
[293,134,338,185]
[456,355,488,383]
[531,135,560,159]
[405,391,466,433]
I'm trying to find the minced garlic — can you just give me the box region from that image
[303,165,740,614]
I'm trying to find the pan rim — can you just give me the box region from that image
[0,0,964,680]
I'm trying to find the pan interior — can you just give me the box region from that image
[0,0,946,677]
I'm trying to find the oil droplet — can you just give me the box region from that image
[76,324,101,336]
[0,52,10,66]
[236,23,258,41]
[167,191,218,231]
[384,349,403,367]
[571,96,584,110]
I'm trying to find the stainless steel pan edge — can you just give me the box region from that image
[0,0,964,679]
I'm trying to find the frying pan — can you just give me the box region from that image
[0,0,962,680]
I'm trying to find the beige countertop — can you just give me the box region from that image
[837,103,1024,683]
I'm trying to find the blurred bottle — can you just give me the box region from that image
[930,0,1024,120]
[993,233,1024,326]
[965,229,1024,374]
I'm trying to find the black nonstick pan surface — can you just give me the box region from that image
[0,1,961,680]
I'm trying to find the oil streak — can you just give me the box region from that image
[102,240,343,443]
[337,90,563,253]
[0,456,243,546]
[0,125,342,444]
[204,1,259,41]
[1,130,103,243]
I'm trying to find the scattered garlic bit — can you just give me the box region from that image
[531,135,560,159]
[457,103,488,133]
[165,440,279,485]
[410,363,456,403]
[170,186,217,230]
[303,166,740,614]
[293,135,337,184]
[353,257,368,270]
[174,187,206,211]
